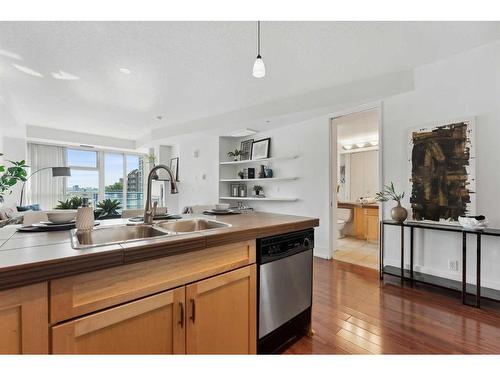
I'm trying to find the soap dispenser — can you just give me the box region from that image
[76,198,94,231]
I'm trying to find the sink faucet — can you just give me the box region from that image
[144,164,178,224]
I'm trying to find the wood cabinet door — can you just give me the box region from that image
[365,208,379,242]
[52,287,185,354]
[0,283,48,354]
[353,207,366,239]
[186,265,256,354]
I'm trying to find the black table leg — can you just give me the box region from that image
[462,232,467,305]
[400,225,405,281]
[379,221,384,280]
[410,227,414,283]
[476,234,481,308]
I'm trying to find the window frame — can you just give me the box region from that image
[62,145,146,208]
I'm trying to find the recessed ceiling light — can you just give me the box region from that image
[51,70,80,80]
[265,120,271,123]
[230,128,258,137]
[356,142,366,148]
[156,115,163,120]
[343,144,352,150]
[12,63,43,77]
[370,140,379,146]
[119,68,131,74]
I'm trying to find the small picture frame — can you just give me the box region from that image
[169,157,179,181]
[240,139,254,161]
[251,138,271,160]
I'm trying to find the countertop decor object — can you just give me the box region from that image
[46,210,77,224]
[458,215,489,230]
[76,206,94,231]
[376,182,407,223]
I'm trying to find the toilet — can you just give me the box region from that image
[337,208,353,238]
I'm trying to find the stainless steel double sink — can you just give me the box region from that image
[70,218,231,249]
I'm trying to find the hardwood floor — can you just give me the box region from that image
[286,258,500,354]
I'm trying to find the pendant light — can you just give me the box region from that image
[252,21,266,78]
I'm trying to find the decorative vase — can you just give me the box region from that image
[391,203,408,223]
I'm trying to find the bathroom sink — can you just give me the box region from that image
[71,225,169,249]
[154,218,231,233]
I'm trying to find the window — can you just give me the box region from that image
[64,147,145,210]
[66,149,99,203]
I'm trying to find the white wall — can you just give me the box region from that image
[159,133,220,213]
[0,82,27,208]
[382,40,500,288]
[231,117,333,259]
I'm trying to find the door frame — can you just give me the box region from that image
[328,101,383,259]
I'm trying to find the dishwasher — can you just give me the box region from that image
[257,228,314,354]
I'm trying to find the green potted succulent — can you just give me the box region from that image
[376,182,407,223]
[95,198,122,219]
[0,154,28,204]
[55,196,84,209]
[227,149,242,161]
[253,185,264,197]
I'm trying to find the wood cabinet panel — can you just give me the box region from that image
[51,240,255,324]
[52,287,185,354]
[353,207,379,241]
[186,264,256,354]
[0,282,48,354]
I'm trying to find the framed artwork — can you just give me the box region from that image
[251,138,271,160]
[240,139,254,160]
[169,157,179,182]
[408,117,476,223]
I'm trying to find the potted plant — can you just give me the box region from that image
[375,182,407,223]
[238,170,245,179]
[253,185,264,197]
[227,149,242,161]
[95,198,122,220]
[55,196,84,209]
[0,154,28,204]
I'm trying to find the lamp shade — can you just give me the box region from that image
[51,167,71,177]
[252,56,265,78]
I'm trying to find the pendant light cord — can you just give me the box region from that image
[257,21,261,57]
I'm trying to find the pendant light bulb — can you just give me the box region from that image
[253,55,265,78]
[252,21,266,78]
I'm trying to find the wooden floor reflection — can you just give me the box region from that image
[286,258,500,354]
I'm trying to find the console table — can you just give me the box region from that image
[380,220,500,308]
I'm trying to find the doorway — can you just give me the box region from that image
[331,107,381,269]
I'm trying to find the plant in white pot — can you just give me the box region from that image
[0,154,28,204]
[376,182,407,223]
[227,149,242,162]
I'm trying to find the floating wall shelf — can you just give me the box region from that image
[219,196,298,202]
[220,155,298,165]
[219,177,298,182]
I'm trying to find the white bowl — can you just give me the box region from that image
[46,210,77,224]
[215,203,230,211]
[458,216,489,230]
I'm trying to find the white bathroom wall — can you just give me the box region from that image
[382,40,500,288]
[349,150,378,201]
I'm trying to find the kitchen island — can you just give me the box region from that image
[0,212,318,354]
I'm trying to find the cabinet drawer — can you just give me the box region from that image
[50,240,255,324]
[52,287,185,354]
[364,208,379,216]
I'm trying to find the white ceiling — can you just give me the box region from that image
[1,21,500,143]
[336,109,379,145]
